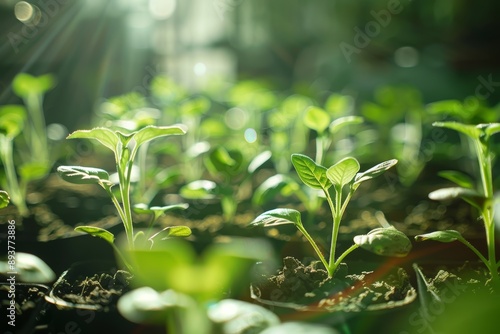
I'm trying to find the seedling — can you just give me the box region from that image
[57,125,189,252]
[0,190,9,209]
[415,122,500,284]
[251,154,411,278]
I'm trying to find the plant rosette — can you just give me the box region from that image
[44,260,138,333]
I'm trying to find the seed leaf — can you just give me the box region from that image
[57,165,111,186]
[429,187,485,210]
[414,230,463,243]
[0,190,10,209]
[438,170,474,189]
[353,226,412,257]
[329,116,363,134]
[291,154,331,190]
[12,73,55,97]
[326,157,360,188]
[0,105,26,138]
[249,208,302,228]
[132,125,186,149]
[304,106,330,133]
[149,226,192,242]
[433,122,480,140]
[354,159,398,185]
[75,226,115,245]
[67,128,120,154]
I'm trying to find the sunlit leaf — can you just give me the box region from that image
[438,170,474,189]
[353,226,412,257]
[19,162,49,182]
[291,154,331,190]
[326,157,360,188]
[249,208,302,228]
[354,159,398,184]
[433,122,480,140]
[484,123,500,137]
[75,226,115,245]
[149,226,192,242]
[180,180,218,199]
[304,106,330,133]
[12,73,55,98]
[414,230,463,243]
[67,128,119,154]
[248,150,272,173]
[325,93,354,117]
[252,174,296,206]
[180,96,211,116]
[132,125,186,149]
[429,187,485,210]
[57,165,111,186]
[0,105,26,138]
[260,322,340,334]
[329,116,363,134]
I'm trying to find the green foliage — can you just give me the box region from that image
[415,121,500,284]
[0,190,9,209]
[251,154,409,278]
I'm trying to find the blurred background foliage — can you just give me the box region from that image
[0,0,499,130]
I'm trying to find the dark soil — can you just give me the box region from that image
[252,256,416,312]
[51,269,133,309]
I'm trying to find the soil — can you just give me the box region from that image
[50,268,133,310]
[252,256,416,312]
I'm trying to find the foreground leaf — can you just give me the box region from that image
[67,128,119,154]
[75,226,115,245]
[249,208,302,228]
[132,125,186,149]
[57,166,111,186]
[354,159,398,184]
[149,226,192,242]
[0,190,9,209]
[414,230,463,243]
[433,122,480,140]
[353,226,412,257]
[326,157,360,188]
[291,154,331,190]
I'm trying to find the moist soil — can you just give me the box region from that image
[252,256,416,312]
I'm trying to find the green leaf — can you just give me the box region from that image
[326,157,360,188]
[354,159,398,185]
[291,154,331,190]
[180,180,218,199]
[0,190,10,209]
[329,116,363,135]
[0,105,26,138]
[484,123,500,137]
[19,162,49,182]
[303,106,330,133]
[149,226,192,242]
[180,96,211,116]
[248,150,272,173]
[415,230,463,243]
[249,208,302,228]
[57,166,111,186]
[353,226,412,257]
[252,174,295,206]
[260,322,339,334]
[133,203,189,215]
[433,122,480,140]
[132,125,186,149]
[324,93,354,117]
[12,73,55,98]
[67,128,120,154]
[438,170,474,189]
[429,187,485,210]
[426,100,464,116]
[75,226,115,244]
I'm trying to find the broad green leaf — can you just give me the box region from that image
[67,128,119,154]
[414,230,463,243]
[75,226,115,244]
[326,157,360,188]
[429,187,485,210]
[433,122,480,140]
[304,106,330,133]
[426,100,463,116]
[291,154,331,190]
[180,180,218,199]
[57,165,111,186]
[180,96,211,116]
[149,226,192,242]
[353,226,412,257]
[249,208,302,228]
[0,190,10,209]
[12,73,55,97]
[0,105,26,138]
[329,116,363,134]
[132,125,186,149]
[354,159,398,184]
[248,150,272,173]
[438,170,474,189]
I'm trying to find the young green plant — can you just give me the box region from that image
[57,125,189,252]
[415,122,500,284]
[251,154,411,278]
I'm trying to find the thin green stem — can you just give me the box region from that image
[458,237,490,270]
[328,187,342,277]
[296,224,329,272]
[0,138,28,216]
[315,136,324,165]
[334,244,359,269]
